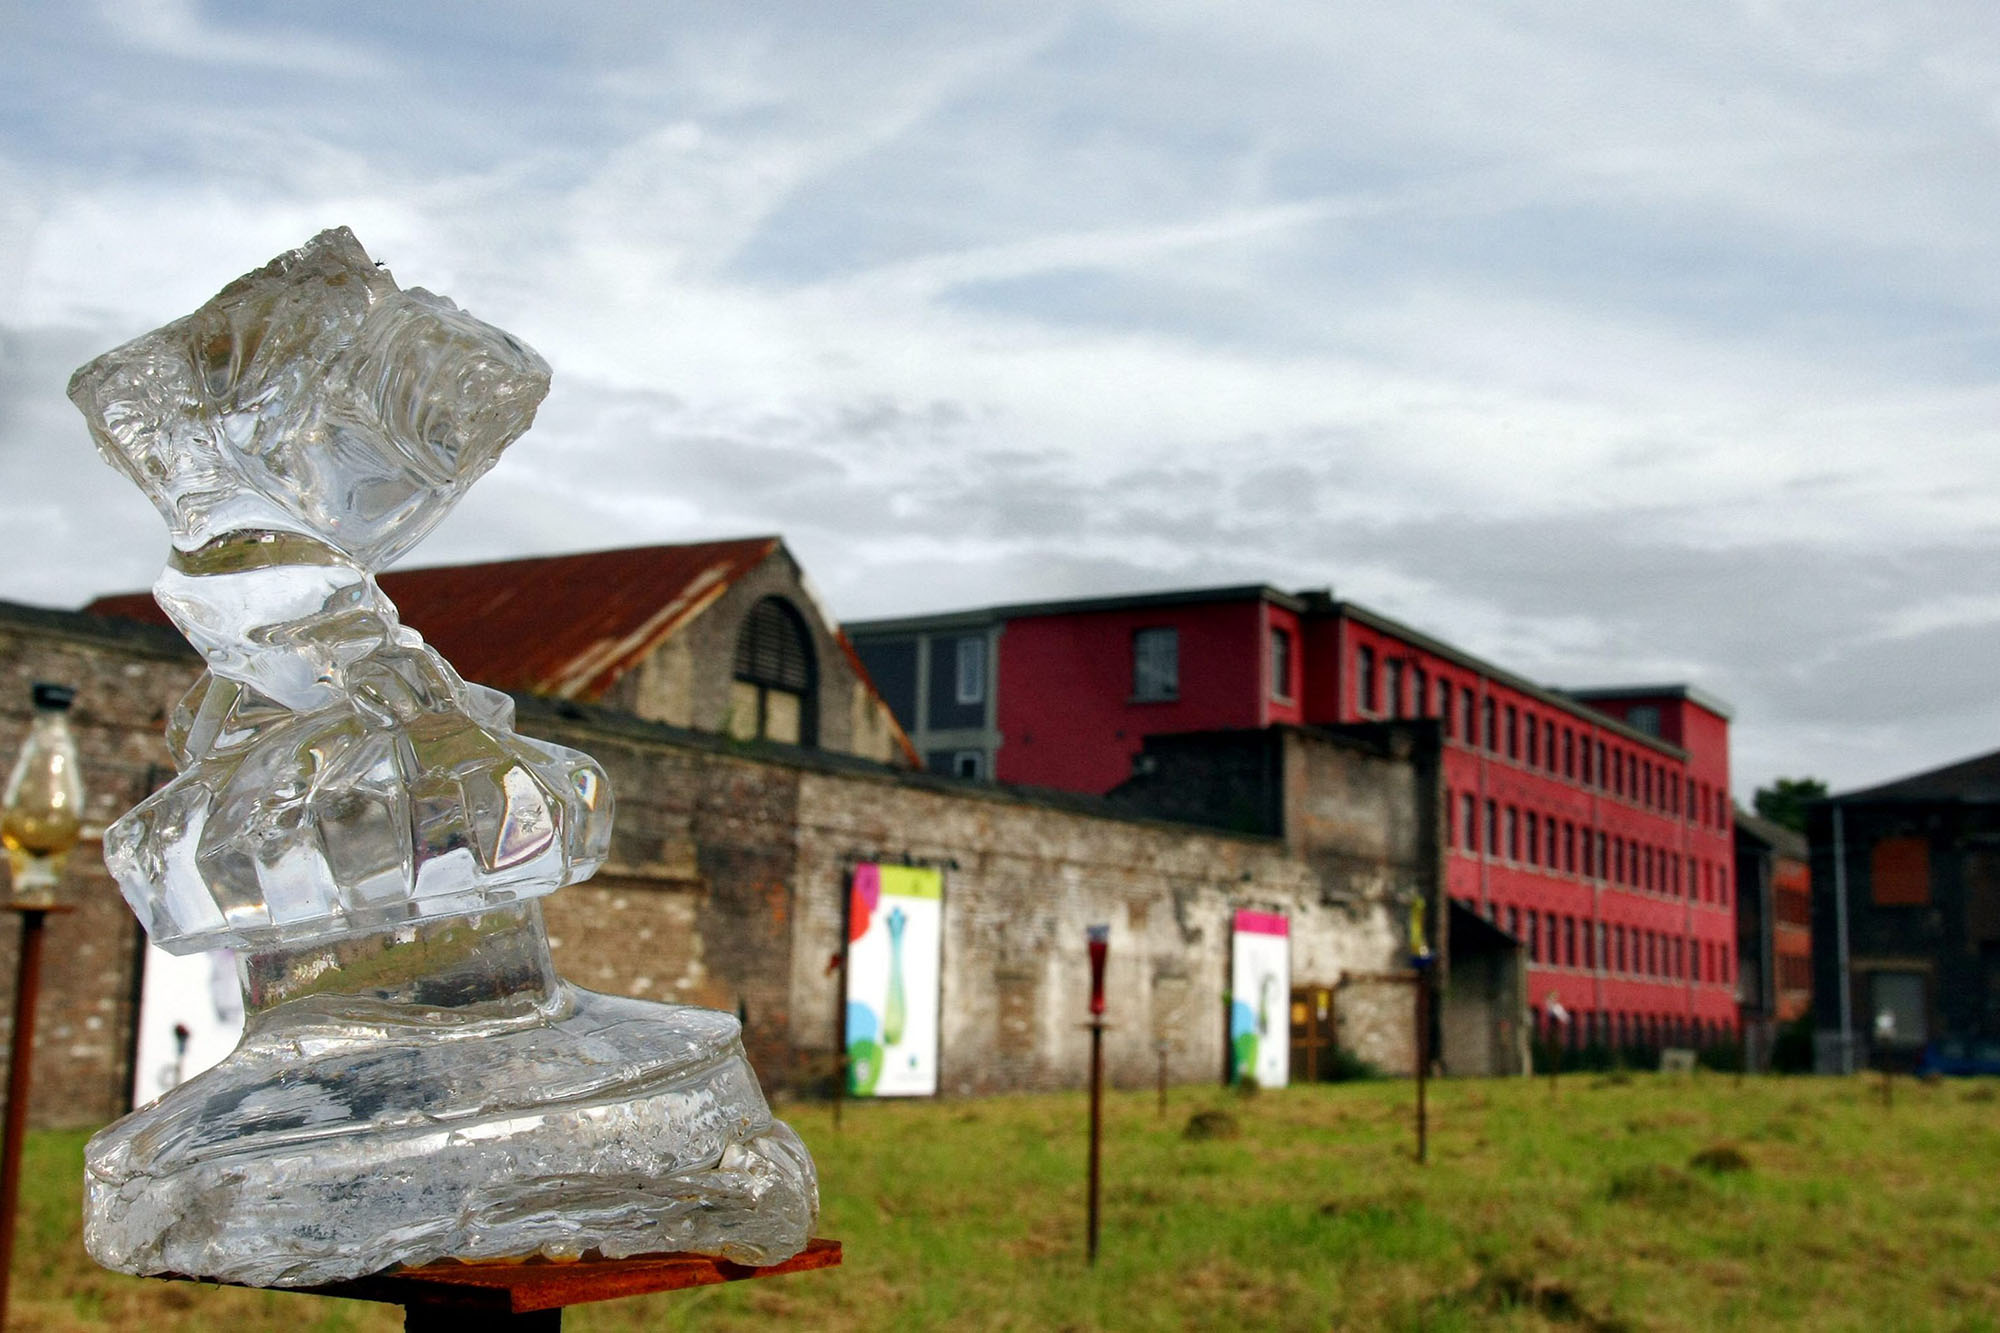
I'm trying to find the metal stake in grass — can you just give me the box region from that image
[1085,924,1111,1265]
[0,682,84,1329]
[1408,898,1434,1166]
[1546,993,1569,1102]
[1874,1010,1896,1110]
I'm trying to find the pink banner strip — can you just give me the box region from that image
[1234,909,1289,937]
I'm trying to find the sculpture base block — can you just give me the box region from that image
[83,986,817,1288]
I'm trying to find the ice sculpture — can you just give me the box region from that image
[69,229,816,1286]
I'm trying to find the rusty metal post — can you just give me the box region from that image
[1411,949,1433,1166]
[1087,1018,1105,1264]
[0,906,63,1326]
[1414,973,1429,1165]
[1085,924,1109,1265]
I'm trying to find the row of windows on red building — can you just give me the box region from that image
[1355,641,1728,827]
[1444,796,1734,907]
[1493,902,1734,986]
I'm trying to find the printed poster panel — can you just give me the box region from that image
[132,944,243,1108]
[1229,909,1290,1089]
[845,863,943,1097]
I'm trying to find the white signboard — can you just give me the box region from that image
[844,863,943,1097]
[1230,909,1290,1089]
[131,944,243,1108]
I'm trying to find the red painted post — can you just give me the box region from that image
[0,906,58,1327]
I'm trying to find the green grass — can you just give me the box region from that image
[12,1074,2000,1330]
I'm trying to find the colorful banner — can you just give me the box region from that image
[845,863,943,1097]
[1229,909,1290,1088]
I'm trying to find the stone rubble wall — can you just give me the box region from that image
[0,604,1423,1126]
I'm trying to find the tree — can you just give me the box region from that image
[1753,777,1828,833]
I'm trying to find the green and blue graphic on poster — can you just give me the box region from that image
[844,863,943,1096]
[1229,909,1290,1088]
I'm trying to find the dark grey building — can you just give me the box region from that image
[847,611,1002,780]
[1809,750,2000,1072]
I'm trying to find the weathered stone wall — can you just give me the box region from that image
[0,604,1427,1127]
[0,604,202,1127]
[503,705,1426,1093]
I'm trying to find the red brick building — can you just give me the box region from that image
[851,586,1739,1048]
[1735,810,1811,1067]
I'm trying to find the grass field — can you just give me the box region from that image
[9,1073,2000,1331]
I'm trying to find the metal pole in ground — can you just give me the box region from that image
[0,681,84,1326]
[1412,949,1434,1165]
[1088,1017,1105,1263]
[0,906,63,1327]
[1547,994,1569,1103]
[1085,924,1110,1265]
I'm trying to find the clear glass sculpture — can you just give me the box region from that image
[68,229,816,1287]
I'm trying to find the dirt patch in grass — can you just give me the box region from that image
[1606,1163,1704,1208]
[1316,1187,1418,1221]
[1689,1143,1752,1174]
[1626,1109,1702,1134]
[1465,1270,1631,1331]
[1963,1086,1997,1104]
[1183,1109,1240,1140]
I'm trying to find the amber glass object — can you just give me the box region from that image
[2,684,83,906]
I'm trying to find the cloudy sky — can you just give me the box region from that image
[5,1,1999,798]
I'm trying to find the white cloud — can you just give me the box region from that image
[98,0,392,78]
[4,1,2000,798]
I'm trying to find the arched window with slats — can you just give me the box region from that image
[730,597,817,746]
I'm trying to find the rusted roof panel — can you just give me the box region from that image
[84,538,781,703]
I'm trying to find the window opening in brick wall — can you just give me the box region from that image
[731,596,818,746]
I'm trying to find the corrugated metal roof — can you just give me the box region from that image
[84,537,781,703]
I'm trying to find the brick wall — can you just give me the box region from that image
[0,604,202,1127]
[0,606,1425,1127]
